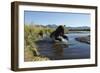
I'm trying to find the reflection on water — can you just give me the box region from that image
[38,32,90,60]
[52,43,69,58]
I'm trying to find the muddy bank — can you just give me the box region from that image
[75,35,90,44]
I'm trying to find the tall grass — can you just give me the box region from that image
[24,24,54,61]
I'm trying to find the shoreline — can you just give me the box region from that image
[24,47,50,62]
[75,35,90,44]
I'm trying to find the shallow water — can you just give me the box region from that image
[37,32,90,60]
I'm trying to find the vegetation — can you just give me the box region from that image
[24,24,55,61]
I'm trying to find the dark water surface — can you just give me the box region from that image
[37,32,90,60]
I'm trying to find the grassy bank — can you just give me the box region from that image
[24,24,54,61]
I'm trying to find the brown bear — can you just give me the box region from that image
[50,25,68,42]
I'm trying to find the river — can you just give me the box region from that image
[37,31,90,60]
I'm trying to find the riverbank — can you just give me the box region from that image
[24,47,50,62]
[75,35,90,44]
